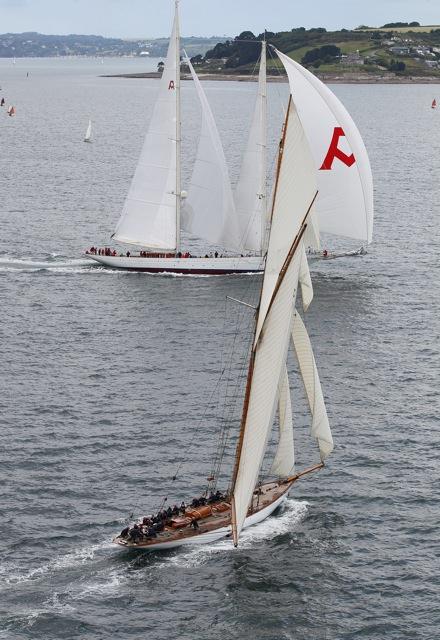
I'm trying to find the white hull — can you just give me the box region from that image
[118,491,288,552]
[87,254,264,274]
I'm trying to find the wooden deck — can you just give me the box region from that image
[113,480,291,549]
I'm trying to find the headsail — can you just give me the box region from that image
[231,97,318,545]
[234,41,267,254]
[291,310,333,460]
[270,367,295,477]
[276,49,374,245]
[113,2,180,250]
[183,55,241,251]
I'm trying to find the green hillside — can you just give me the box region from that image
[193,24,440,79]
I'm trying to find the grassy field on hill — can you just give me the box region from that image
[359,25,440,33]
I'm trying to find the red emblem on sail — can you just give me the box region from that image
[168,80,175,90]
[320,127,355,170]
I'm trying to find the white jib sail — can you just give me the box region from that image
[183,56,241,251]
[276,50,374,245]
[292,310,333,460]
[234,41,267,253]
[84,119,92,142]
[113,4,180,250]
[256,99,318,342]
[271,366,295,477]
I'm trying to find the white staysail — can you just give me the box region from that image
[292,310,333,460]
[113,3,180,250]
[231,97,319,543]
[84,119,92,142]
[183,56,241,251]
[234,41,267,253]
[271,367,295,476]
[276,50,374,245]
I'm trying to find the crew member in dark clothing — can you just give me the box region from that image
[129,524,142,542]
[120,526,129,538]
[180,501,186,514]
[191,519,199,529]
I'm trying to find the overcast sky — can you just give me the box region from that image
[0,0,437,39]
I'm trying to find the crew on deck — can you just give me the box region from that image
[119,490,227,541]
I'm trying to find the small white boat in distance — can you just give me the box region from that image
[84,119,92,143]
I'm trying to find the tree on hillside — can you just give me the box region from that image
[389,59,406,72]
[301,45,341,66]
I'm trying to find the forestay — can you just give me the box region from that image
[113,5,180,250]
[276,49,374,245]
[234,42,267,253]
[183,56,241,251]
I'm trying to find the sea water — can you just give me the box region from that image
[0,57,439,639]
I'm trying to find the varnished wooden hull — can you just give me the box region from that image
[113,480,292,551]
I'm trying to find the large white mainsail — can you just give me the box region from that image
[113,2,181,250]
[234,41,267,254]
[276,49,374,245]
[256,99,317,341]
[231,97,319,545]
[183,55,241,251]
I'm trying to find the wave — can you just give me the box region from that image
[0,256,96,271]
[0,540,113,589]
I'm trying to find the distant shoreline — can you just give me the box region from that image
[101,71,440,84]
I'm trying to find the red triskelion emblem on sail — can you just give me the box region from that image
[168,80,175,90]
[320,127,355,170]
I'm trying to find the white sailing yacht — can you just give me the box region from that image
[88,1,264,275]
[114,88,334,550]
[84,119,92,143]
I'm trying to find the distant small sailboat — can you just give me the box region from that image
[7,106,16,117]
[432,99,437,109]
[84,119,92,143]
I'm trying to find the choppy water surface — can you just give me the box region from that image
[0,58,439,639]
